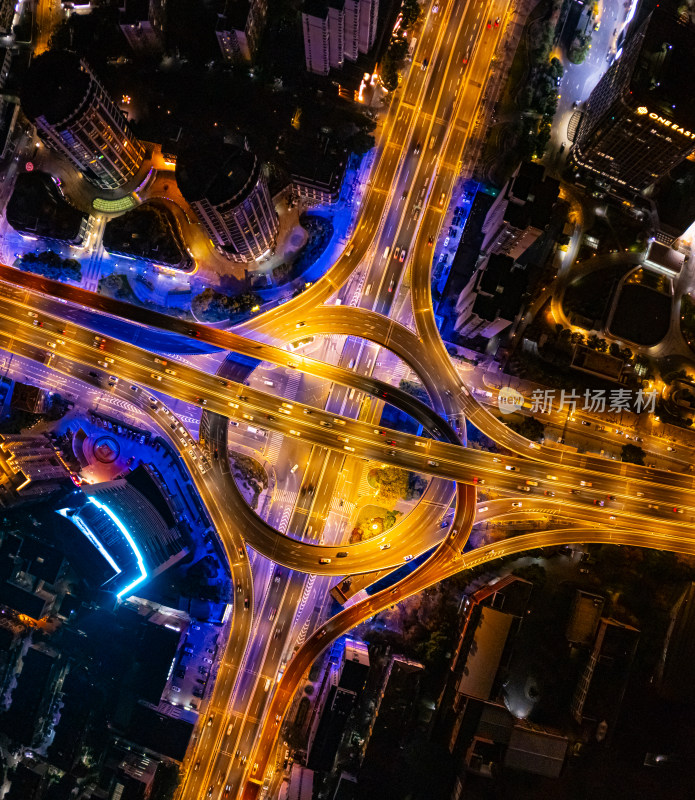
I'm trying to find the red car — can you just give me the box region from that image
[486,19,491,29]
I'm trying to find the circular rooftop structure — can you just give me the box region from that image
[21,50,91,126]
[176,141,260,208]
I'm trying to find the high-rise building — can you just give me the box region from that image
[302,0,343,75]
[571,6,695,194]
[216,0,268,63]
[343,0,359,61]
[119,0,166,57]
[357,0,378,53]
[302,0,378,74]
[21,51,146,191]
[176,140,279,262]
[454,253,529,340]
[480,161,559,260]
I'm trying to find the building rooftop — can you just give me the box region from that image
[120,0,150,25]
[631,9,695,128]
[218,0,251,30]
[21,50,91,126]
[176,140,259,207]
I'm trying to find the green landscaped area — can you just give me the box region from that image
[367,466,428,507]
[350,504,402,543]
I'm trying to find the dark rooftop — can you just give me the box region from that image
[120,0,150,25]
[21,51,91,126]
[176,140,259,207]
[631,8,695,127]
[218,0,251,30]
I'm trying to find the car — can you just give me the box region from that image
[427,235,434,246]
[165,368,177,375]
[570,489,580,495]
[593,499,605,507]
[462,54,468,64]
[427,459,439,467]
[505,465,517,471]
[517,485,531,492]
[606,495,616,501]
[380,543,391,550]
[150,372,162,381]
[336,551,348,558]
[32,319,42,326]
[153,357,167,365]
[399,248,406,262]
[404,554,413,561]
[494,16,500,26]
[413,142,421,154]
[319,557,332,564]
[207,715,214,726]
[472,477,485,485]
[421,57,429,70]
[512,501,522,508]
[544,490,555,497]
[673,507,684,513]
[593,20,600,30]
[320,420,333,428]
[252,763,259,775]
[444,237,450,247]
[244,596,250,609]
[202,656,213,664]
[197,397,208,405]
[581,420,590,426]
[27,311,37,318]
[667,446,675,451]
[579,480,592,487]
[194,760,201,771]
[296,321,306,328]
[171,685,181,693]
[393,247,400,260]
[486,19,492,28]
[268,607,277,621]
[130,385,139,392]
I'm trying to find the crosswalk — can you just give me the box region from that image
[264,431,284,465]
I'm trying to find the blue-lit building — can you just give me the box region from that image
[56,465,189,602]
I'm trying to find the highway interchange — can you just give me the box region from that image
[1,0,693,798]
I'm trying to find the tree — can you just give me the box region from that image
[20,251,81,282]
[512,563,547,587]
[509,415,545,442]
[150,762,180,800]
[621,443,645,465]
[401,0,421,29]
[369,466,410,505]
[406,473,428,500]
